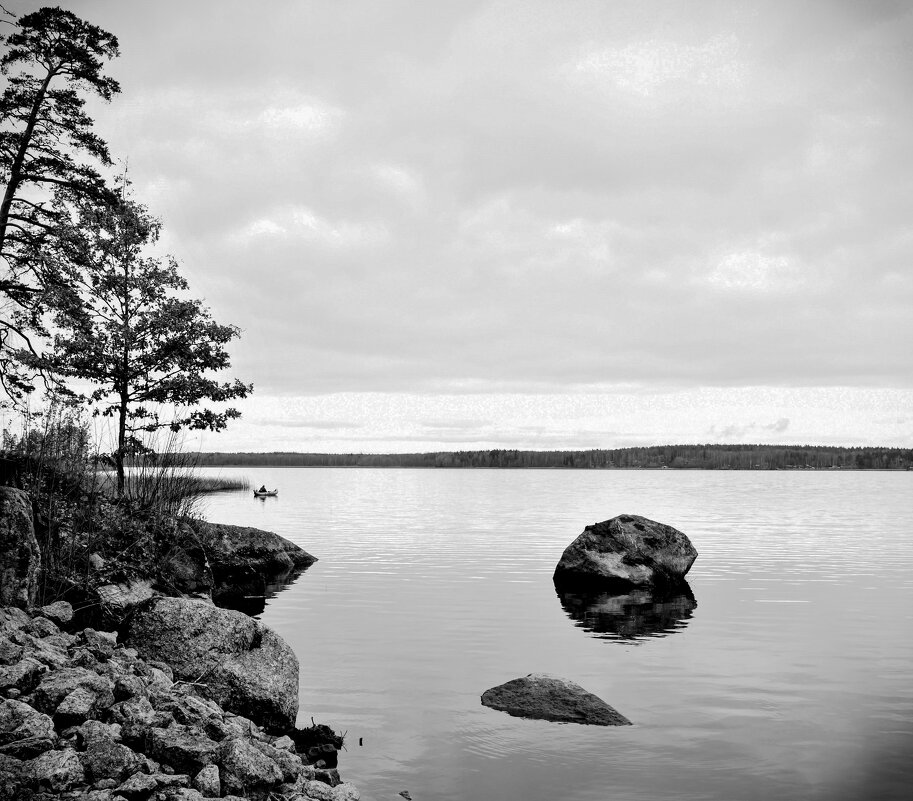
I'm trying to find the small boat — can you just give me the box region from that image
[253,489,278,497]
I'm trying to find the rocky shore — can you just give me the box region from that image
[0,487,358,801]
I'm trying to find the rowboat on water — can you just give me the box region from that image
[253,489,278,497]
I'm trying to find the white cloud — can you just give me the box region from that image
[371,163,425,205]
[573,34,746,99]
[705,251,804,293]
[253,101,342,139]
[231,206,388,248]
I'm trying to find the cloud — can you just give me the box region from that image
[709,417,790,440]
[573,34,746,100]
[231,206,388,248]
[252,419,363,430]
[59,0,913,399]
[705,251,804,293]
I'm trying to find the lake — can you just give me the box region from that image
[199,468,913,801]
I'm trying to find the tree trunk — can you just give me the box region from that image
[116,387,128,498]
[0,70,55,256]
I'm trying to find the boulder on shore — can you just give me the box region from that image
[0,487,40,609]
[553,514,697,589]
[126,596,299,732]
[189,520,318,578]
[481,673,631,726]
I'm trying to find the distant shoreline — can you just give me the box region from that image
[187,444,913,471]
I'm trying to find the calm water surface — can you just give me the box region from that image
[200,469,913,801]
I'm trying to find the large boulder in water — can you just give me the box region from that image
[554,514,697,589]
[126,596,298,732]
[481,673,631,726]
[185,520,317,608]
[0,488,40,609]
[188,520,316,582]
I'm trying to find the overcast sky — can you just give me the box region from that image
[14,0,913,451]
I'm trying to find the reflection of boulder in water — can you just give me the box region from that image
[556,582,696,642]
[213,565,311,617]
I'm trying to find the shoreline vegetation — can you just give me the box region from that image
[191,444,913,471]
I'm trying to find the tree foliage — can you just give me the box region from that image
[33,187,251,495]
[0,5,119,400]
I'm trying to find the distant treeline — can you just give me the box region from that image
[192,445,913,470]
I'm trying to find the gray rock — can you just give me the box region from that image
[152,771,191,787]
[0,698,56,758]
[127,597,298,731]
[32,667,114,716]
[114,674,146,701]
[334,783,362,800]
[76,719,123,748]
[554,514,698,588]
[481,673,632,726]
[250,737,304,782]
[81,740,143,781]
[0,655,44,693]
[190,520,317,576]
[55,686,100,726]
[146,723,219,774]
[28,616,60,637]
[0,753,24,800]
[39,601,74,626]
[305,779,337,800]
[0,487,40,609]
[0,635,23,665]
[20,632,70,668]
[27,746,85,792]
[0,606,30,636]
[95,580,157,625]
[163,788,205,801]
[191,762,220,796]
[81,628,118,659]
[269,734,296,752]
[217,736,284,796]
[117,770,158,798]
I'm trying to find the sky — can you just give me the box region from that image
[7,0,913,452]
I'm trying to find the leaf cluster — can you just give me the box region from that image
[0,5,120,400]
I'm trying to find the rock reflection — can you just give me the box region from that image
[555,581,696,642]
[213,565,311,617]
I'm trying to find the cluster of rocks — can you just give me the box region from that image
[0,601,357,801]
[482,514,699,727]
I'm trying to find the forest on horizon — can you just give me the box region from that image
[191,444,913,470]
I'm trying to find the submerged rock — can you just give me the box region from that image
[481,673,631,726]
[126,596,299,732]
[553,514,697,589]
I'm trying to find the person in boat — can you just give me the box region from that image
[258,485,267,493]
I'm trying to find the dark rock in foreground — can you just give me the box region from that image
[126,596,299,732]
[0,601,358,800]
[554,514,698,589]
[481,673,631,726]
